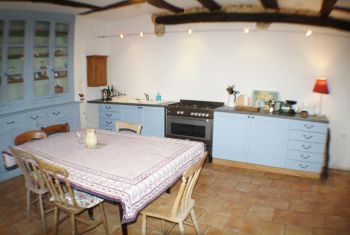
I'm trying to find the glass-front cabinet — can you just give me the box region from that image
[0,11,74,114]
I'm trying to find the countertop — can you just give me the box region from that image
[88,98,177,107]
[215,106,329,123]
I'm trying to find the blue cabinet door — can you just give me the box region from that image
[248,116,288,167]
[212,112,250,162]
[121,105,141,124]
[142,106,165,137]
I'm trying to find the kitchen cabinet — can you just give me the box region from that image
[0,11,75,115]
[87,55,107,87]
[213,108,328,177]
[99,104,165,137]
[213,112,288,167]
[0,102,80,182]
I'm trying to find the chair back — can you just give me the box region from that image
[15,130,47,145]
[171,151,207,218]
[10,147,47,192]
[41,123,70,136]
[37,159,79,208]
[115,121,142,134]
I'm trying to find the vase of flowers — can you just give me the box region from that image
[226,85,240,107]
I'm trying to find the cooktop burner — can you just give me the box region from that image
[167,99,224,118]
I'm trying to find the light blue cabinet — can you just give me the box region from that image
[99,104,165,137]
[213,112,288,167]
[0,102,80,182]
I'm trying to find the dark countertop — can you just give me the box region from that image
[87,99,177,107]
[215,106,329,124]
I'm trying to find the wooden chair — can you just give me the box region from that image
[36,158,109,235]
[15,130,47,145]
[115,120,142,134]
[10,144,50,232]
[41,122,70,136]
[141,151,207,235]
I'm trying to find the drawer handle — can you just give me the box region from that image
[302,144,312,150]
[106,106,111,110]
[30,115,39,120]
[300,154,311,159]
[6,121,15,125]
[302,134,313,140]
[106,121,112,125]
[138,107,142,109]
[106,113,112,117]
[299,164,309,169]
[52,111,60,115]
[304,124,314,129]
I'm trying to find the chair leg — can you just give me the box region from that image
[71,214,77,235]
[99,203,110,235]
[26,189,31,221]
[178,222,185,235]
[53,207,59,235]
[142,214,147,235]
[38,194,47,233]
[190,209,200,235]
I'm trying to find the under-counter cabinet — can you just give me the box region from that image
[213,109,328,178]
[99,104,165,137]
[213,112,288,168]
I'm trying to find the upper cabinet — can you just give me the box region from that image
[87,55,107,87]
[0,11,75,114]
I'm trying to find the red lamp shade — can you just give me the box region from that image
[313,79,329,94]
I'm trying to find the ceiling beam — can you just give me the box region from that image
[334,5,350,13]
[81,0,145,15]
[146,0,184,13]
[155,12,350,31]
[320,0,338,17]
[196,0,221,11]
[260,0,279,9]
[0,0,101,10]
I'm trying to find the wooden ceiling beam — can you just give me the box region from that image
[81,0,145,15]
[146,0,184,13]
[155,12,350,31]
[260,0,279,9]
[0,0,101,10]
[334,6,350,13]
[320,0,338,17]
[197,0,221,11]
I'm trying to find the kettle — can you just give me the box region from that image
[101,88,111,100]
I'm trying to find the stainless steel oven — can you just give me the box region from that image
[166,115,213,143]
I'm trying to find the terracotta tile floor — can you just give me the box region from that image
[1,163,350,235]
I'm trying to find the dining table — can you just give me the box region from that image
[14,129,205,235]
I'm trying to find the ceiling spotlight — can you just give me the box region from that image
[187,29,192,35]
[119,33,124,39]
[244,28,250,34]
[305,30,312,37]
[139,32,144,37]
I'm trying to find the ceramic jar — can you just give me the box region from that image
[227,94,236,107]
[85,129,97,148]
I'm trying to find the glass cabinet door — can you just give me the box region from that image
[54,23,68,94]
[33,21,50,97]
[0,20,3,103]
[7,20,25,102]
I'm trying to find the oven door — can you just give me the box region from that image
[166,115,212,142]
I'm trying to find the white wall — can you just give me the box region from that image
[81,15,350,170]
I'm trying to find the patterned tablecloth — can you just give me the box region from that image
[15,130,205,223]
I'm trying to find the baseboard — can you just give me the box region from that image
[213,158,320,179]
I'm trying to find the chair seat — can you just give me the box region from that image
[50,189,103,209]
[141,193,194,222]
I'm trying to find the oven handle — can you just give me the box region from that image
[166,115,213,123]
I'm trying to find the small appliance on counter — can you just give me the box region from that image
[280,100,297,115]
[101,86,112,101]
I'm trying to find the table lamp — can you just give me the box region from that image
[313,78,329,116]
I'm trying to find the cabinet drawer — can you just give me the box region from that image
[0,117,20,129]
[48,108,66,120]
[100,119,115,127]
[99,111,121,120]
[286,150,324,163]
[288,130,326,144]
[285,160,322,173]
[289,120,327,133]
[99,104,120,112]
[100,125,114,131]
[288,140,325,154]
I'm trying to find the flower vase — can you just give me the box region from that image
[227,94,236,107]
[85,129,97,148]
